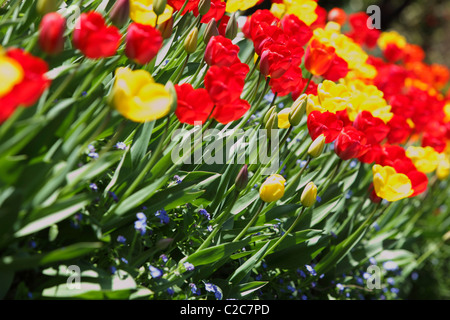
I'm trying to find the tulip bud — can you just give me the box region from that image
[301,182,318,207]
[198,0,211,16]
[263,105,277,126]
[235,164,249,191]
[153,0,167,17]
[278,108,291,129]
[184,27,199,54]
[259,174,286,202]
[308,134,326,158]
[289,94,307,126]
[165,80,178,113]
[39,12,65,55]
[265,113,278,139]
[36,0,61,15]
[157,15,174,39]
[110,0,130,27]
[203,18,219,45]
[225,13,238,40]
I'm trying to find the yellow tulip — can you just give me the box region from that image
[259,174,286,202]
[129,0,173,26]
[271,0,318,26]
[0,55,24,98]
[226,0,260,13]
[405,146,439,174]
[317,80,350,113]
[278,108,291,129]
[436,153,450,180]
[112,67,171,123]
[301,182,318,207]
[377,31,407,51]
[372,165,413,202]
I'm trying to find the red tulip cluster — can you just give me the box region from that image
[175,35,250,125]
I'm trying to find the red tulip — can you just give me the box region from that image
[199,0,226,24]
[328,8,347,25]
[269,65,303,97]
[304,39,335,76]
[204,63,249,106]
[125,23,163,65]
[242,10,279,41]
[212,98,251,124]
[0,49,50,122]
[39,12,65,55]
[168,0,200,16]
[204,35,240,67]
[386,115,412,144]
[291,78,318,100]
[280,14,312,47]
[406,170,428,197]
[307,111,344,143]
[383,43,404,63]
[73,11,121,59]
[334,126,370,160]
[259,43,292,79]
[353,111,390,145]
[321,55,348,82]
[174,83,214,125]
[346,12,380,49]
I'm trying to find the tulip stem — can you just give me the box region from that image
[233,200,265,242]
[172,53,190,84]
[246,56,260,81]
[301,73,313,95]
[270,92,278,107]
[318,157,343,198]
[264,207,307,257]
[120,116,171,200]
[197,189,240,251]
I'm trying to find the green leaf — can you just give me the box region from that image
[184,239,250,267]
[15,195,91,238]
[0,242,102,271]
[130,122,154,168]
[229,241,271,284]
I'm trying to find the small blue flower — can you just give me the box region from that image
[167,288,174,296]
[264,92,275,102]
[305,264,317,276]
[255,274,262,281]
[121,257,128,264]
[136,212,147,222]
[88,144,96,152]
[390,287,400,295]
[160,254,168,263]
[316,196,322,203]
[88,152,99,159]
[345,190,353,199]
[349,160,358,168]
[205,283,216,293]
[155,209,169,224]
[149,265,163,278]
[207,225,213,232]
[356,277,364,285]
[89,183,98,192]
[369,257,377,265]
[363,272,371,280]
[297,269,307,278]
[336,283,344,292]
[173,175,182,184]
[108,191,119,203]
[387,277,395,286]
[134,220,147,235]
[184,262,195,271]
[115,142,127,150]
[287,285,296,293]
[383,261,399,272]
[117,235,126,244]
[301,294,308,300]
[110,266,117,274]
[198,209,211,220]
[190,283,201,295]
[372,222,380,231]
[29,240,37,249]
[411,272,419,281]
